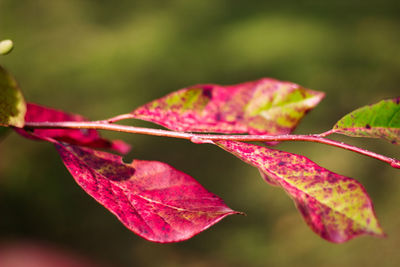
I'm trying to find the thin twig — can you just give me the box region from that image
[94,113,135,124]
[317,129,337,137]
[23,121,400,169]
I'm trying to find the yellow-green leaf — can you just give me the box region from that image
[0,66,26,127]
[216,140,385,243]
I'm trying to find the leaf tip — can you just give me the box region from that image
[145,208,242,243]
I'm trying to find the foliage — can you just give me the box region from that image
[334,98,400,145]
[0,61,400,247]
[131,78,324,135]
[216,140,383,243]
[1,48,399,244]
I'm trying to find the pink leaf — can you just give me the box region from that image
[55,142,239,243]
[216,140,385,243]
[131,78,324,135]
[15,103,130,154]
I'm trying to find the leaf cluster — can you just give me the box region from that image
[0,63,399,244]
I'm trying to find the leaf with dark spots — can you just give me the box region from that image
[14,103,130,154]
[55,143,239,243]
[131,78,324,135]
[216,140,384,243]
[0,65,26,127]
[333,97,400,145]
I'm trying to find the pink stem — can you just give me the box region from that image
[95,113,135,124]
[316,129,338,137]
[24,121,400,169]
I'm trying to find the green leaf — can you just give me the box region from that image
[333,97,400,144]
[0,66,26,127]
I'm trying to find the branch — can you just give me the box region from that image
[23,121,400,169]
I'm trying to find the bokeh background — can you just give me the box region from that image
[1,1,400,266]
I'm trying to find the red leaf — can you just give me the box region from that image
[15,103,130,154]
[216,140,384,243]
[55,143,238,243]
[131,78,324,135]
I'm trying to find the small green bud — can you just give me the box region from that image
[0,39,14,55]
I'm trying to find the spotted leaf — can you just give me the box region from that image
[334,97,400,144]
[131,78,324,135]
[216,140,384,243]
[0,66,26,127]
[55,143,239,243]
[15,103,130,154]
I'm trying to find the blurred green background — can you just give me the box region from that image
[1,0,400,266]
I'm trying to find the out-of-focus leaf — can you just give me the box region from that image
[55,143,239,243]
[216,140,384,243]
[0,39,14,55]
[0,240,100,267]
[333,97,400,144]
[15,103,130,154]
[131,78,324,135]
[0,66,26,127]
